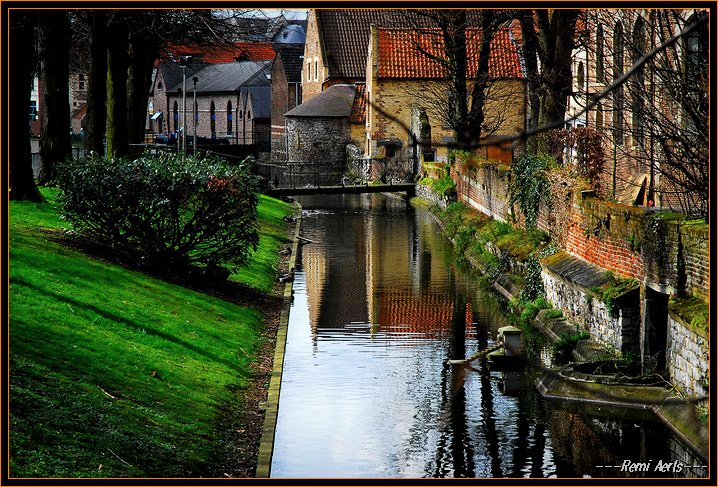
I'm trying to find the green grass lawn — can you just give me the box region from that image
[9,188,292,478]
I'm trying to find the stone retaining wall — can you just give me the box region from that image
[542,270,630,354]
[415,183,449,210]
[666,313,709,397]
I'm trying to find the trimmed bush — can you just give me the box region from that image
[56,152,259,276]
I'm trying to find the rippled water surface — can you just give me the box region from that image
[270,194,701,479]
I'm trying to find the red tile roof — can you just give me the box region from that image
[162,42,276,64]
[350,83,366,123]
[377,22,524,80]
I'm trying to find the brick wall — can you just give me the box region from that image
[564,195,708,300]
[301,11,326,102]
[455,162,512,223]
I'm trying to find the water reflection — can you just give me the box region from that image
[270,194,701,478]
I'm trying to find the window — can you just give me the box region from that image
[314,60,318,81]
[307,62,310,81]
[596,24,605,82]
[577,61,585,91]
[613,21,624,145]
[173,101,179,133]
[595,102,603,130]
[158,81,163,90]
[227,100,233,135]
[632,17,646,147]
[210,101,216,138]
[29,100,37,121]
[78,73,85,90]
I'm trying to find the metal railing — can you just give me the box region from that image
[253,159,415,189]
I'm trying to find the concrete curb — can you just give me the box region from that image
[255,202,302,478]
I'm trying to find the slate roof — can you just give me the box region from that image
[274,44,305,83]
[315,9,421,79]
[285,83,357,118]
[168,61,271,93]
[377,22,524,80]
[247,86,272,119]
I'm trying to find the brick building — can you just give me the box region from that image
[154,60,271,146]
[301,9,421,103]
[271,44,304,161]
[567,9,708,214]
[366,23,526,165]
[148,42,276,143]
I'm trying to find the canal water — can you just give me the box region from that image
[270,193,702,479]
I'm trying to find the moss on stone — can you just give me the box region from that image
[669,294,709,335]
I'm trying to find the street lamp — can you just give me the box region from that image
[179,55,193,155]
[193,76,198,153]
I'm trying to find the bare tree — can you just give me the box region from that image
[406,9,515,148]
[518,9,581,155]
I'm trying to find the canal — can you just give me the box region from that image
[270,193,701,479]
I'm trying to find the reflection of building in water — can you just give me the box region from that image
[302,207,369,332]
[302,239,327,332]
[363,195,476,338]
[377,290,476,339]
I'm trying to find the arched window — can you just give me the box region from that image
[173,101,179,134]
[632,16,646,147]
[227,101,233,136]
[596,24,605,82]
[210,101,216,138]
[577,61,585,91]
[595,102,603,131]
[684,12,708,134]
[613,21,624,145]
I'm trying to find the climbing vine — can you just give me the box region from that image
[509,152,553,228]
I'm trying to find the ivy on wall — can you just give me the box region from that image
[509,152,552,228]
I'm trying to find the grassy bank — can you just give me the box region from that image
[9,188,292,478]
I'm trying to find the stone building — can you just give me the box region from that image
[301,9,421,103]
[284,83,365,167]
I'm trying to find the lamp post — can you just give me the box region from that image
[178,55,192,155]
[193,76,198,154]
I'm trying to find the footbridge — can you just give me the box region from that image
[265,182,415,198]
[254,161,416,198]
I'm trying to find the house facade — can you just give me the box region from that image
[365,23,526,165]
[153,60,272,148]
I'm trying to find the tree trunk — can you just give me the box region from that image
[106,14,129,158]
[85,10,107,156]
[467,11,498,144]
[37,10,71,185]
[127,36,157,145]
[9,11,44,202]
[519,11,540,134]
